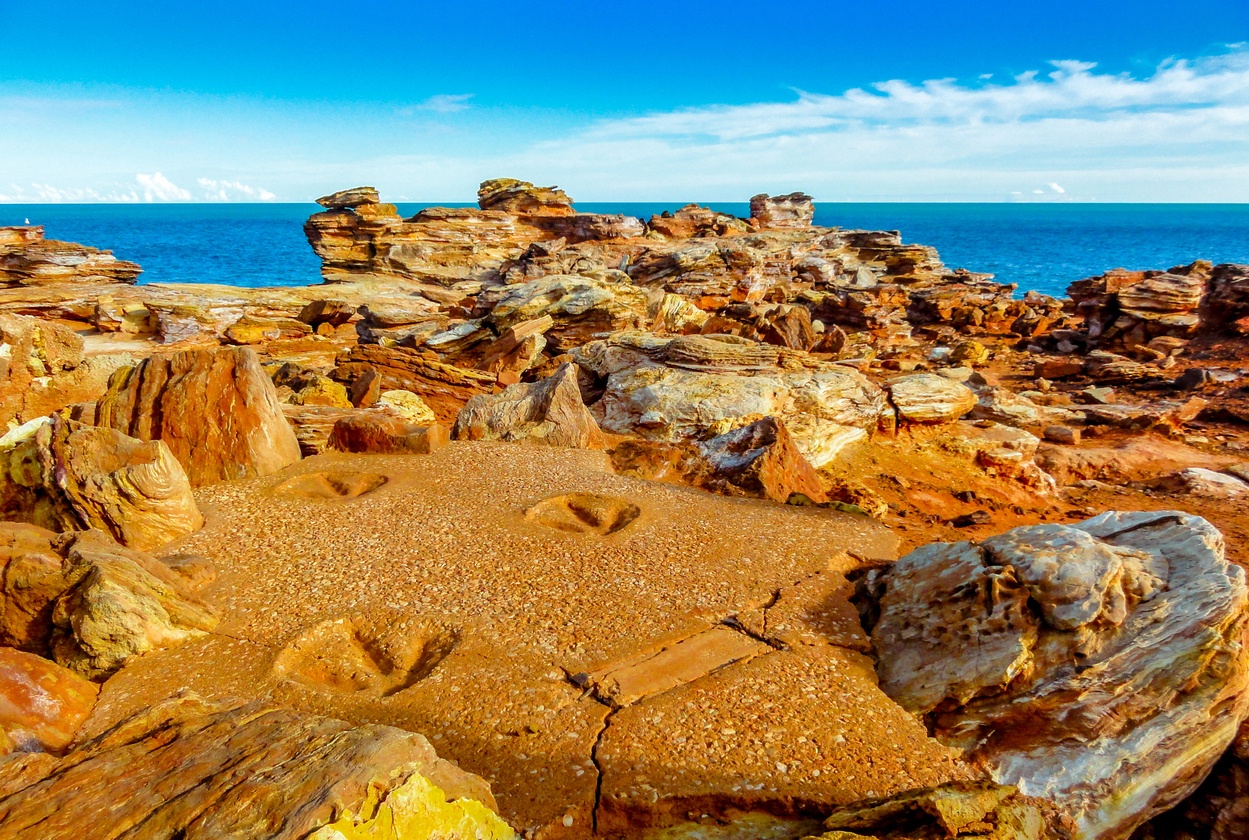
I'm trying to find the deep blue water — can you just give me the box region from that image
[2,202,1247,298]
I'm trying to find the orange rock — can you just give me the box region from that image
[698,416,828,503]
[96,346,302,486]
[452,363,605,449]
[0,647,98,754]
[328,415,449,455]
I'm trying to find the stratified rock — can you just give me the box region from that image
[328,415,449,455]
[576,333,887,467]
[484,272,651,351]
[0,646,98,755]
[886,373,977,424]
[697,417,827,503]
[0,226,141,287]
[1153,467,1249,499]
[316,186,380,209]
[330,344,496,420]
[867,512,1249,840]
[0,416,202,551]
[1068,262,1209,350]
[750,193,815,229]
[377,389,437,425]
[96,346,302,486]
[0,693,512,840]
[0,526,218,678]
[298,298,358,327]
[452,363,605,449]
[478,178,574,215]
[1204,263,1249,335]
[809,781,1075,839]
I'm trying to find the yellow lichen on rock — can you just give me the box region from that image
[308,771,515,840]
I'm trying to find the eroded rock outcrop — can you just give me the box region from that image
[0,226,141,287]
[96,346,302,486]
[864,512,1249,840]
[0,693,512,840]
[0,416,202,551]
[575,332,888,466]
[0,525,218,678]
[452,363,605,448]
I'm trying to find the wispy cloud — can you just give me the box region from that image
[197,177,277,201]
[402,93,474,115]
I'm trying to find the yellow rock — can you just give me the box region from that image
[307,771,515,840]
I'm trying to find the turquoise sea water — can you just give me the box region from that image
[2,202,1247,298]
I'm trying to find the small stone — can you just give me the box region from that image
[1043,426,1080,446]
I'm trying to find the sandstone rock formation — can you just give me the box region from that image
[807,781,1076,840]
[0,226,141,287]
[96,346,302,486]
[452,363,605,448]
[750,193,816,229]
[865,512,1249,839]
[697,416,828,502]
[0,416,202,550]
[0,646,98,754]
[886,373,978,424]
[328,415,449,455]
[575,333,887,466]
[0,693,512,840]
[0,524,218,678]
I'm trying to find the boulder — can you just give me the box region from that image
[1153,467,1249,499]
[95,346,302,486]
[886,373,977,424]
[477,178,574,216]
[377,389,437,425]
[0,526,218,678]
[866,512,1249,839]
[452,363,605,449]
[0,416,202,551]
[697,417,827,503]
[0,646,98,755]
[0,693,512,840]
[315,186,380,209]
[484,273,651,351]
[328,415,449,455]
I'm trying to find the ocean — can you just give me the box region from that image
[3,202,1248,298]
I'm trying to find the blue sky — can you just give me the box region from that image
[1,0,1247,202]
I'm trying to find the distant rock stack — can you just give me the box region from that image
[0,225,142,287]
[749,192,815,229]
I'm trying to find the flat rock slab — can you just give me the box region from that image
[81,442,966,836]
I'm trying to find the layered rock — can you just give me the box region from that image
[0,693,512,840]
[750,192,815,229]
[886,373,977,424]
[0,226,141,287]
[0,525,218,678]
[575,332,888,466]
[808,781,1076,840]
[0,646,98,755]
[96,346,302,486]
[0,416,201,551]
[452,363,605,448]
[865,512,1249,839]
[696,416,828,502]
[328,415,449,455]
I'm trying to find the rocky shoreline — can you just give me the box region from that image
[2,180,1248,840]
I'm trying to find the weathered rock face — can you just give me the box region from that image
[477,178,574,215]
[0,525,218,678]
[96,346,302,486]
[575,332,888,467]
[452,363,605,448]
[886,373,977,424]
[0,416,202,551]
[866,512,1249,840]
[1205,263,1249,335]
[316,186,381,209]
[330,344,496,421]
[328,415,449,455]
[808,781,1076,840]
[0,693,512,840]
[697,416,828,503]
[0,226,141,287]
[482,272,651,351]
[0,646,98,755]
[750,193,815,229]
[1145,718,1249,840]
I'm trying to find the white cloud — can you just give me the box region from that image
[404,93,474,115]
[1048,182,1066,193]
[196,177,277,201]
[135,172,191,202]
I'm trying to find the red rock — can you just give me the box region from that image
[452,363,605,449]
[698,417,828,503]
